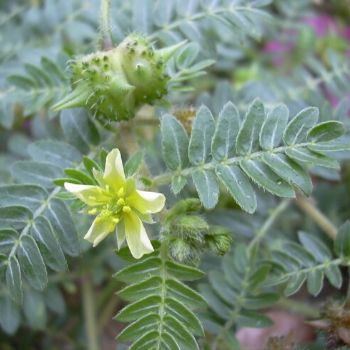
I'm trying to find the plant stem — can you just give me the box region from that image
[82,274,100,350]
[100,0,112,49]
[152,142,317,188]
[249,199,290,249]
[212,200,290,350]
[278,298,320,318]
[295,194,337,240]
[345,267,350,307]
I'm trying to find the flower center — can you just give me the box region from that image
[88,186,131,223]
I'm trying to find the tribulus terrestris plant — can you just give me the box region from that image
[1,0,350,349]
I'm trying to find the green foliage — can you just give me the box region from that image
[0,139,82,306]
[122,0,272,45]
[1,0,350,349]
[159,99,349,212]
[199,243,277,348]
[265,231,347,297]
[114,245,206,350]
[6,57,69,118]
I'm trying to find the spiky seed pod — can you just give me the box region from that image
[52,34,185,123]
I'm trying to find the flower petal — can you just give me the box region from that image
[128,190,165,214]
[124,212,154,259]
[64,183,110,205]
[116,221,126,249]
[84,216,115,247]
[103,148,125,190]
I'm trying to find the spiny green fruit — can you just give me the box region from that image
[52,33,185,123]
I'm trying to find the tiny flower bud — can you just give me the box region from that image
[205,227,232,256]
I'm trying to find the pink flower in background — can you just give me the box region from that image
[303,15,338,37]
[343,27,350,56]
[263,40,294,66]
[343,27,350,42]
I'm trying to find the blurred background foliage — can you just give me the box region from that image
[0,0,350,349]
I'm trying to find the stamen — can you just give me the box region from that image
[117,188,125,197]
[88,208,97,215]
[117,198,125,206]
[122,206,131,213]
[112,217,120,224]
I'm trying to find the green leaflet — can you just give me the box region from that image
[307,269,324,296]
[6,256,23,303]
[124,151,144,177]
[283,107,319,145]
[171,175,187,195]
[298,231,332,262]
[115,249,205,349]
[192,169,219,209]
[215,164,256,214]
[259,104,288,150]
[11,161,62,189]
[161,114,189,171]
[335,221,350,258]
[285,148,339,169]
[44,198,80,257]
[31,216,67,272]
[188,106,215,165]
[308,138,350,153]
[0,206,32,230]
[0,229,18,255]
[325,264,343,289]
[262,153,313,195]
[0,185,48,212]
[212,101,240,161]
[23,289,47,330]
[28,140,81,169]
[0,294,20,335]
[17,235,47,291]
[307,120,345,142]
[60,109,100,154]
[63,168,95,185]
[240,159,295,198]
[236,99,265,155]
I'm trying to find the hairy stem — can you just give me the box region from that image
[295,194,337,240]
[99,0,112,49]
[151,141,317,188]
[82,274,100,350]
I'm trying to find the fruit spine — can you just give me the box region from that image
[53,34,184,123]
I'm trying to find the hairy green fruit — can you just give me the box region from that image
[205,227,232,256]
[52,34,184,123]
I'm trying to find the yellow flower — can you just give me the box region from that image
[64,149,165,259]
